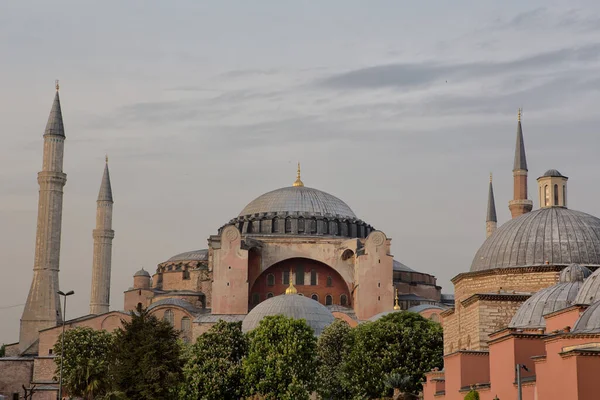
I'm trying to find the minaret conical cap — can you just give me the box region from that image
[513,108,527,171]
[487,173,497,223]
[98,159,113,202]
[44,89,65,137]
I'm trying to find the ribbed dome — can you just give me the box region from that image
[471,207,600,272]
[575,268,600,305]
[242,294,335,336]
[542,169,565,177]
[509,264,590,329]
[239,186,356,219]
[573,300,600,333]
[166,249,208,262]
[133,268,150,277]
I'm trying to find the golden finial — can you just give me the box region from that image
[55,80,59,91]
[393,288,401,310]
[517,108,522,122]
[293,161,304,187]
[105,154,108,164]
[285,267,297,295]
[489,172,493,183]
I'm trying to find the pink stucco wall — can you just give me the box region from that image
[544,306,583,332]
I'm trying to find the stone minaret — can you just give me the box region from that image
[19,82,67,353]
[486,173,497,238]
[508,109,533,219]
[89,157,114,315]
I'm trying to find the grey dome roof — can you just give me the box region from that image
[471,207,600,272]
[134,268,150,277]
[573,300,600,333]
[575,268,600,305]
[242,294,335,336]
[239,186,356,219]
[509,265,590,329]
[147,298,202,315]
[167,249,208,262]
[542,169,565,177]
[368,310,402,322]
[393,260,415,272]
[407,304,445,313]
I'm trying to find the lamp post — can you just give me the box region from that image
[516,363,529,400]
[57,290,74,400]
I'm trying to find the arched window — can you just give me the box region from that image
[323,219,328,235]
[137,302,142,311]
[163,310,174,326]
[554,184,559,205]
[285,218,292,233]
[325,295,333,306]
[310,269,317,285]
[283,270,290,285]
[272,217,279,233]
[298,218,305,233]
[296,266,305,285]
[311,294,319,301]
[252,293,260,305]
[267,273,275,286]
[326,276,333,287]
[563,185,567,207]
[340,294,348,306]
[183,269,190,280]
[181,317,191,333]
[267,292,274,299]
[544,185,550,206]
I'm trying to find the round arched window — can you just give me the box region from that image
[325,295,333,306]
[311,294,319,301]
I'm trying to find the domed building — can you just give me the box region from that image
[423,112,600,400]
[120,164,445,336]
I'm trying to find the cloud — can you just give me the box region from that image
[318,44,600,90]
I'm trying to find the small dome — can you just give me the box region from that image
[575,268,600,305]
[368,309,402,322]
[239,186,356,219]
[242,294,335,336]
[509,267,589,329]
[134,268,151,277]
[166,249,208,262]
[471,207,600,272]
[542,169,565,177]
[573,301,600,333]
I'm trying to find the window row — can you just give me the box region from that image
[252,293,348,306]
[266,270,333,287]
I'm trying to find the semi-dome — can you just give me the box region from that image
[509,264,591,329]
[573,300,600,333]
[166,249,208,262]
[242,293,335,336]
[575,268,600,305]
[239,186,356,219]
[471,207,600,272]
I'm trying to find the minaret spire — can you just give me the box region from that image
[508,108,533,219]
[20,84,68,353]
[486,173,497,238]
[90,158,115,314]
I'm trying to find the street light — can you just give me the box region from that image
[516,363,529,400]
[57,290,74,400]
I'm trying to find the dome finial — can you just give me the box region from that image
[518,107,522,122]
[293,162,304,187]
[105,154,108,164]
[393,287,400,310]
[285,267,297,295]
[490,172,493,183]
[55,79,59,91]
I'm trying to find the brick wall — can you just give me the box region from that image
[32,357,56,383]
[0,358,33,398]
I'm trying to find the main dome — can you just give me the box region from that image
[239,186,356,219]
[471,207,600,272]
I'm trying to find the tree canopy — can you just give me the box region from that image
[316,319,354,400]
[53,327,114,400]
[342,312,443,398]
[243,315,318,400]
[181,320,248,400]
[110,307,184,400]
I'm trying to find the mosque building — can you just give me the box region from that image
[0,86,447,399]
[423,111,600,400]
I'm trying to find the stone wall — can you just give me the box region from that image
[32,357,55,383]
[0,358,33,398]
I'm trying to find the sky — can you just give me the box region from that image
[2,0,600,343]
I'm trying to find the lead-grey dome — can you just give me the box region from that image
[509,264,591,329]
[239,186,356,219]
[242,294,335,336]
[575,268,600,305]
[134,268,150,277]
[573,300,600,333]
[471,207,600,272]
[167,249,208,262]
[542,169,565,177]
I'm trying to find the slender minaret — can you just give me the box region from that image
[508,109,533,218]
[19,82,67,353]
[486,173,497,238]
[89,157,114,315]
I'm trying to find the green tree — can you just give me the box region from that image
[316,319,353,400]
[181,320,247,400]
[53,327,114,400]
[111,306,183,400]
[342,312,443,399]
[243,315,318,400]
[464,389,480,400]
[0,344,5,357]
